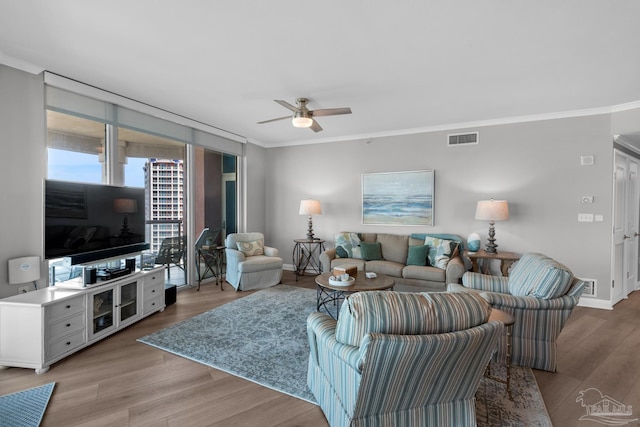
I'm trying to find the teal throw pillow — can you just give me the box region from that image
[360,242,383,261]
[407,245,429,266]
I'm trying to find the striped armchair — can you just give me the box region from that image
[307,291,503,426]
[448,252,586,372]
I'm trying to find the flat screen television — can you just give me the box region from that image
[44,180,147,261]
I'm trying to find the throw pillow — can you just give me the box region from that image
[407,244,429,266]
[424,237,459,269]
[334,232,363,259]
[360,241,383,261]
[236,240,264,256]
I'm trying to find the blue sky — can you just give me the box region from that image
[48,149,146,187]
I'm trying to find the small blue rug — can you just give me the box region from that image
[0,382,55,427]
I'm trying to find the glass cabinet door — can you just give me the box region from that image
[119,281,138,324]
[92,288,114,336]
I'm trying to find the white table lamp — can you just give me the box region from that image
[475,199,509,254]
[299,199,322,241]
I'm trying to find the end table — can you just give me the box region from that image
[464,249,520,277]
[293,239,325,280]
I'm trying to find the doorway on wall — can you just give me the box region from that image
[192,147,237,287]
[612,147,640,304]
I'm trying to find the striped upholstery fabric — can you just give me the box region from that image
[462,271,510,293]
[508,253,573,298]
[307,294,503,426]
[334,291,490,347]
[455,253,586,372]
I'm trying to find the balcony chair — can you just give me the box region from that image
[307,291,503,426]
[225,232,283,291]
[154,236,185,279]
[448,252,586,372]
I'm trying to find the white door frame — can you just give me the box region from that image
[612,149,640,305]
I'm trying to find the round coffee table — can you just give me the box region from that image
[315,271,395,319]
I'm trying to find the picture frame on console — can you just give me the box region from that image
[361,170,434,226]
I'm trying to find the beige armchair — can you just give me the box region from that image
[225,232,283,291]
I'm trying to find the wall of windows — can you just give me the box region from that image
[44,74,244,288]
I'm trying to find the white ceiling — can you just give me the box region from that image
[1,1,640,148]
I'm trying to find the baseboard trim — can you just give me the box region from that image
[578,297,613,310]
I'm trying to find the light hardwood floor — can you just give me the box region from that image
[1,271,639,426]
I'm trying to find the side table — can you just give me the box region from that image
[293,239,325,280]
[196,245,225,290]
[486,308,515,400]
[465,249,521,277]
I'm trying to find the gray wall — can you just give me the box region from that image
[0,65,46,298]
[245,142,267,237]
[1,63,638,307]
[265,115,616,305]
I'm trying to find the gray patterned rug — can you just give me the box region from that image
[138,285,551,426]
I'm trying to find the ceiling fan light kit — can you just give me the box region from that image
[292,114,313,128]
[258,97,352,133]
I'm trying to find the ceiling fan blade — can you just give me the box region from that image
[257,115,290,124]
[310,107,352,117]
[310,119,323,133]
[274,99,300,113]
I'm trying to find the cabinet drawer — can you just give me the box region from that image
[47,330,85,360]
[48,312,85,342]
[143,270,164,287]
[143,282,163,300]
[47,296,85,321]
[143,295,163,314]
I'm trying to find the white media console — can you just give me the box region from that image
[0,266,165,374]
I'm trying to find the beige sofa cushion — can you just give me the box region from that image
[365,260,404,277]
[402,265,446,282]
[377,233,409,264]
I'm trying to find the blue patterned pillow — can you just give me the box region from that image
[423,237,459,269]
[334,232,362,259]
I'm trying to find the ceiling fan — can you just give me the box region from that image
[257,98,352,133]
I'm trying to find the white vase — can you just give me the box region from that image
[467,232,481,252]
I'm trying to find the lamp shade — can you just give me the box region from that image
[299,199,322,215]
[114,198,138,214]
[475,200,509,221]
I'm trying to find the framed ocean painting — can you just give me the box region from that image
[362,170,434,226]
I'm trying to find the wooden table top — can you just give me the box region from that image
[488,308,515,326]
[315,271,395,292]
[464,249,521,261]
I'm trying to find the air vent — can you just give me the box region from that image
[448,132,479,146]
[579,278,596,297]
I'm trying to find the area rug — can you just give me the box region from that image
[0,382,56,427]
[138,285,551,426]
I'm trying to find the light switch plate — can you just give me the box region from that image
[581,196,594,204]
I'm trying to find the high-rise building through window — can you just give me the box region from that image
[145,159,184,253]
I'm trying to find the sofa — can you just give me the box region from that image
[320,232,465,291]
[307,290,503,426]
[448,252,586,372]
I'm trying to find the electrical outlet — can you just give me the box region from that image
[578,213,594,222]
[17,285,30,294]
